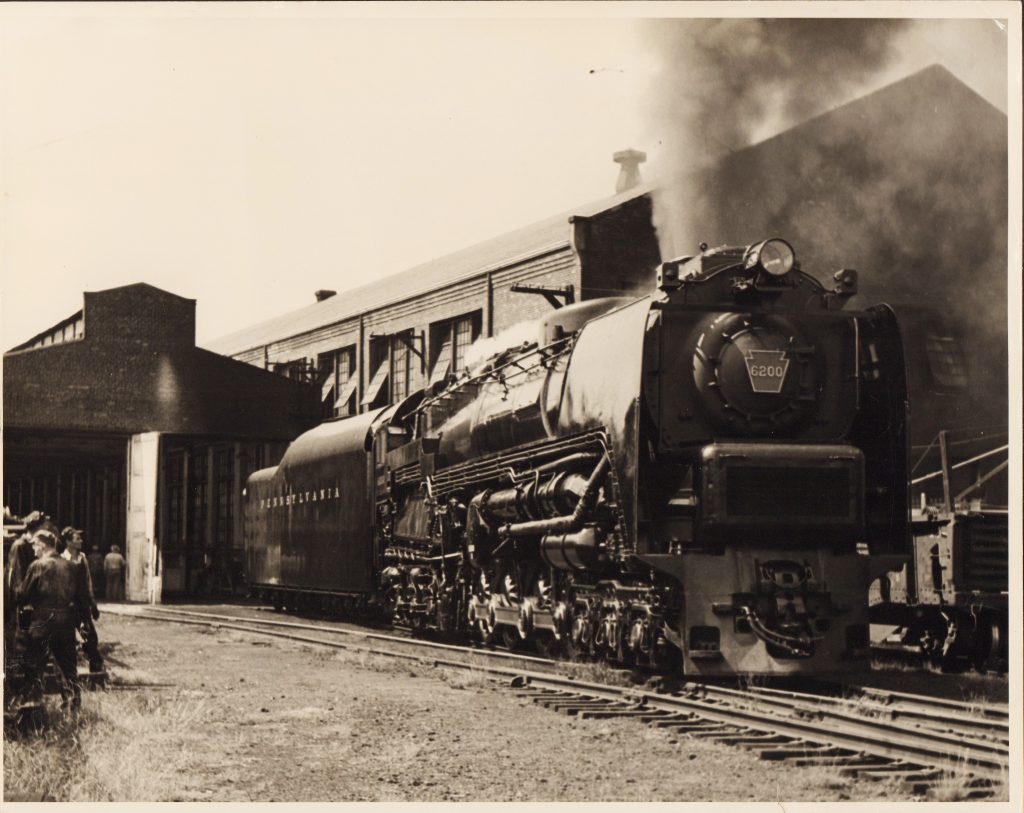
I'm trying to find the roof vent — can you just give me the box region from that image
[613,149,646,193]
[315,289,337,303]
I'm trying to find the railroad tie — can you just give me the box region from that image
[654,720,736,733]
[536,695,609,706]
[645,713,695,727]
[716,733,793,747]
[789,754,890,768]
[556,703,621,716]
[578,707,658,720]
[757,745,853,761]
[633,711,676,723]
[838,761,924,779]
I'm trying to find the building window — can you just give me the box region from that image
[318,346,358,417]
[214,447,234,550]
[362,337,390,409]
[925,332,968,390]
[188,451,208,552]
[391,331,414,403]
[273,359,315,383]
[165,452,185,551]
[429,312,481,387]
[26,315,84,350]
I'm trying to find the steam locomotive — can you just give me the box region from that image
[244,238,910,676]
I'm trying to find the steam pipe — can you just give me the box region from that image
[499,455,610,538]
[507,451,600,483]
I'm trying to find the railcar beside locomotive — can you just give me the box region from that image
[244,238,910,676]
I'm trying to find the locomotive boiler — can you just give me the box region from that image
[245,238,910,676]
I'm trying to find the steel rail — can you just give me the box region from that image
[513,677,1009,780]
[688,682,1009,748]
[740,683,1009,741]
[103,605,1009,781]
[102,604,560,673]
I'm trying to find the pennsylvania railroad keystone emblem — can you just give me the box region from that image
[744,349,789,394]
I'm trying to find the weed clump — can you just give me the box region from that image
[4,689,209,801]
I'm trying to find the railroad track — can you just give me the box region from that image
[102,604,1010,799]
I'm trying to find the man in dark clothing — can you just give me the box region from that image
[64,530,104,674]
[16,528,90,711]
[6,511,44,611]
[104,545,126,602]
[87,544,105,598]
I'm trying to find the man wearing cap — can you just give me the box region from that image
[7,511,44,602]
[16,527,91,711]
[63,529,104,674]
[103,544,126,602]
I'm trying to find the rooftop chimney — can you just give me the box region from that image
[315,289,337,303]
[613,149,646,193]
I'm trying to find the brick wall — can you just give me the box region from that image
[4,284,319,439]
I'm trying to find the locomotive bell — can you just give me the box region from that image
[832,268,858,296]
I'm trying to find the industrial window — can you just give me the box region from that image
[214,447,234,550]
[391,331,414,403]
[924,333,968,390]
[318,346,358,417]
[273,359,314,383]
[164,453,185,552]
[334,352,359,416]
[429,312,481,386]
[188,451,208,551]
[362,338,390,408]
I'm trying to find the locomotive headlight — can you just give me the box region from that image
[744,238,796,277]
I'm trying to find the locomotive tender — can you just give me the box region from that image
[245,238,909,676]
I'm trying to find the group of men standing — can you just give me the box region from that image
[4,509,126,713]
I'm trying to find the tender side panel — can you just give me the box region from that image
[244,466,280,588]
[248,411,382,595]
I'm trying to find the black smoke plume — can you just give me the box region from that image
[640,18,1009,451]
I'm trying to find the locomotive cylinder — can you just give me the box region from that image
[540,525,605,572]
[500,455,610,538]
[481,471,591,522]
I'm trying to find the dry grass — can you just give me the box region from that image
[557,659,636,688]
[926,755,1010,803]
[4,689,211,801]
[436,665,496,691]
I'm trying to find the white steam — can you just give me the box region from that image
[463,320,539,372]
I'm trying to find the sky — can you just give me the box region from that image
[0,3,1017,350]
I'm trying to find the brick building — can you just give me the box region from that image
[3,283,321,600]
[209,66,1008,481]
[207,172,660,419]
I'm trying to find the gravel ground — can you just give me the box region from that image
[47,611,939,803]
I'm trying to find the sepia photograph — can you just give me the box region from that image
[2,1,1020,806]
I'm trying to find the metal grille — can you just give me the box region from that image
[959,513,1008,594]
[726,466,852,519]
[924,333,968,389]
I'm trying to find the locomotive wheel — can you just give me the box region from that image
[533,631,563,659]
[568,608,594,661]
[917,620,948,665]
[499,627,521,651]
[469,604,496,646]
